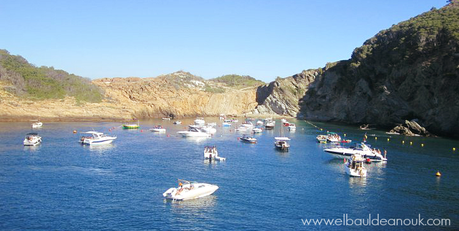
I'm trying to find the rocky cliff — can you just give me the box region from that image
[0,71,259,121]
[255,3,459,137]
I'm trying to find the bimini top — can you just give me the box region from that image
[274,137,291,141]
[26,133,39,136]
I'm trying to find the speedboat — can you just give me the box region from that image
[32,121,43,128]
[150,125,166,133]
[327,132,341,143]
[162,117,171,120]
[163,180,219,201]
[177,127,211,138]
[345,154,367,177]
[194,118,205,126]
[316,135,328,143]
[265,121,275,130]
[385,131,400,135]
[241,121,254,128]
[324,142,387,162]
[256,120,264,126]
[240,134,257,143]
[80,131,117,145]
[274,137,290,151]
[252,127,263,133]
[23,133,42,146]
[288,123,296,131]
[174,121,182,125]
[201,125,217,134]
[204,146,226,161]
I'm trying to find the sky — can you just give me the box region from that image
[0,0,447,82]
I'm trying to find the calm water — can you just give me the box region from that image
[0,118,458,230]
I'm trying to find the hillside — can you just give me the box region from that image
[256,2,459,137]
[209,74,264,90]
[0,49,103,102]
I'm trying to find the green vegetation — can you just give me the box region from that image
[204,85,226,93]
[0,49,103,102]
[210,74,264,88]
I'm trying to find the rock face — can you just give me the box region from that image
[0,71,259,121]
[253,69,318,117]
[255,3,459,138]
[390,120,432,136]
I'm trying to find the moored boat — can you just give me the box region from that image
[204,146,226,161]
[150,125,166,133]
[163,180,219,201]
[177,127,211,138]
[239,134,257,143]
[79,131,117,145]
[345,154,367,177]
[324,142,387,162]
[174,121,182,125]
[274,137,290,151]
[32,121,43,128]
[23,133,42,146]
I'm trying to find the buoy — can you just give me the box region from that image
[73,130,77,134]
[410,141,413,145]
[141,130,143,132]
[375,137,378,140]
[387,138,390,142]
[436,171,441,177]
[344,134,346,137]
[167,134,170,137]
[421,143,424,147]
[454,147,456,151]
[320,128,323,131]
[402,141,405,144]
[366,158,371,164]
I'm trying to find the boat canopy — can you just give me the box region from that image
[26,133,39,136]
[274,137,291,141]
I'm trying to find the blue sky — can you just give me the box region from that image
[0,0,447,82]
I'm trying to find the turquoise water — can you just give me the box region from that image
[0,118,458,230]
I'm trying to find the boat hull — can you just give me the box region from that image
[163,183,219,201]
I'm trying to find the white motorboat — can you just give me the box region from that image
[32,121,43,128]
[241,121,254,128]
[80,131,117,145]
[201,125,217,134]
[252,127,263,133]
[231,119,238,123]
[256,120,264,126]
[239,134,257,143]
[194,118,205,126]
[288,123,296,131]
[385,131,400,135]
[324,142,387,162]
[327,132,342,143]
[265,121,275,130]
[204,146,226,161]
[274,137,290,151]
[174,121,182,125]
[162,117,171,120]
[177,127,211,138]
[23,133,42,146]
[163,180,219,201]
[316,135,328,143]
[345,154,367,177]
[236,125,250,132]
[150,125,166,133]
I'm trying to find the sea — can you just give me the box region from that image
[0,118,458,230]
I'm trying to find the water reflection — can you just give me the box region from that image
[181,137,210,143]
[165,195,217,212]
[348,176,368,187]
[23,145,41,152]
[83,143,115,153]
